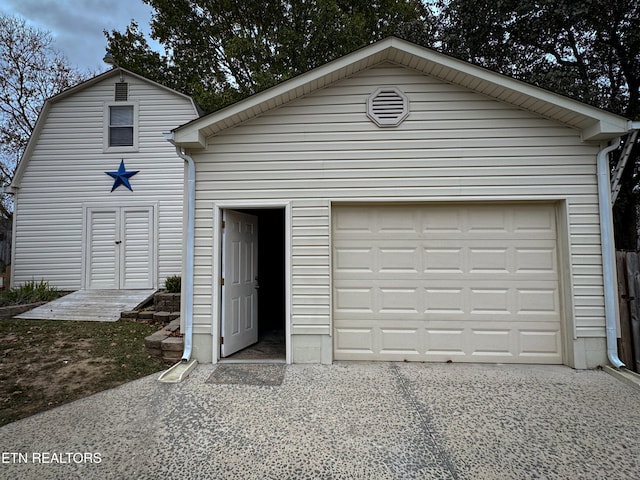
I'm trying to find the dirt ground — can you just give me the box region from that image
[0,319,164,426]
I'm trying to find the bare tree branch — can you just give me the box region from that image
[0,14,88,214]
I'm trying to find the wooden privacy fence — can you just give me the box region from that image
[616,250,640,373]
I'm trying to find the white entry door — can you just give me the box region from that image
[86,206,154,289]
[221,210,259,357]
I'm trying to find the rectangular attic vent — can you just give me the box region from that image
[367,87,409,127]
[115,82,128,101]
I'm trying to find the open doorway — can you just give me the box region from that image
[220,208,286,362]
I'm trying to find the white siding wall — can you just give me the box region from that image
[13,74,198,289]
[192,63,604,355]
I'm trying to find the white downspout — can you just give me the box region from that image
[164,133,195,362]
[597,137,624,368]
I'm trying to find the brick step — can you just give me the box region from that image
[143,318,184,364]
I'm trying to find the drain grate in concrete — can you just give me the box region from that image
[206,364,286,386]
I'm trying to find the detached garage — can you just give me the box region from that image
[169,37,635,368]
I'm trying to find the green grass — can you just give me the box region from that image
[0,318,164,426]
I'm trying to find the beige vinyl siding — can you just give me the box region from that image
[291,201,331,334]
[192,63,604,342]
[13,74,198,290]
[192,207,214,332]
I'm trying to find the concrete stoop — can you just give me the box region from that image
[144,318,184,364]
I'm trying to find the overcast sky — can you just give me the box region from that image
[0,0,157,72]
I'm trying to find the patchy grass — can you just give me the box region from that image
[0,319,164,426]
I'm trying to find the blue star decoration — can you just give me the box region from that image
[105,159,139,192]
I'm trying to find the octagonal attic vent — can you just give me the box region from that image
[367,87,409,127]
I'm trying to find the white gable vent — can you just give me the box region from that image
[367,87,409,127]
[115,82,128,101]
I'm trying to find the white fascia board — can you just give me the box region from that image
[172,36,632,145]
[172,129,207,150]
[171,40,394,147]
[582,118,633,141]
[395,39,631,137]
[10,100,52,189]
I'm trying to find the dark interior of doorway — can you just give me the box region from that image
[224,208,286,362]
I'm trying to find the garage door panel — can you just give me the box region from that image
[379,288,420,313]
[467,208,510,233]
[336,283,560,321]
[424,329,466,356]
[513,204,557,233]
[424,247,465,272]
[423,208,463,233]
[425,288,465,313]
[469,328,513,357]
[515,247,557,272]
[333,203,563,364]
[380,328,421,355]
[517,288,559,314]
[334,287,375,313]
[379,248,419,272]
[469,288,511,314]
[334,321,562,363]
[377,209,420,233]
[469,248,510,273]
[334,328,375,354]
[337,241,558,277]
[334,247,373,272]
[519,330,562,357]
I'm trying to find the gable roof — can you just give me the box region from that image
[171,36,631,149]
[10,68,200,190]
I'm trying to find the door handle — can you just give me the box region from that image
[254,276,260,290]
[115,241,122,245]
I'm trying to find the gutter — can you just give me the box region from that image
[597,137,624,368]
[164,133,195,363]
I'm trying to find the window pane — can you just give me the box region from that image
[110,106,133,126]
[110,126,133,146]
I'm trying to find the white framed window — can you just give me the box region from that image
[104,102,138,152]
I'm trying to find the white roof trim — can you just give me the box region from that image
[173,37,630,149]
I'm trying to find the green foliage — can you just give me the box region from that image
[105,0,430,112]
[105,0,638,118]
[105,0,640,246]
[421,0,640,248]
[103,21,173,91]
[164,275,181,293]
[0,280,63,307]
[428,0,639,119]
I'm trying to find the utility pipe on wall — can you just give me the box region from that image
[596,137,624,368]
[164,134,195,362]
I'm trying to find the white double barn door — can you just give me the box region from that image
[85,206,154,289]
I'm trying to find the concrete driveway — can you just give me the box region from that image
[1,363,639,479]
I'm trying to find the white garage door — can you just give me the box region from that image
[332,203,563,364]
